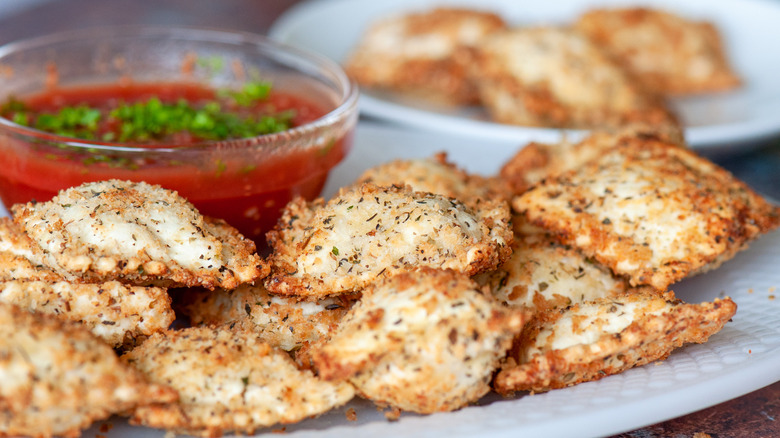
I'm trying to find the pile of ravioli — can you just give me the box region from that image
[1,125,779,438]
[345,6,742,129]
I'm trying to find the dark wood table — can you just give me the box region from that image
[1,1,778,436]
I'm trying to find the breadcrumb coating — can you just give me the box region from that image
[352,152,511,204]
[123,325,355,437]
[500,125,685,195]
[0,302,177,438]
[514,139,780,290]
[265,183,513,298]
[470,26,677,129]
[576,7,741,95]
[12,180,267,289]
[0,217,61,281]
[475,221,628,314]
[345,8,506,105]
[179,283,353,351]
[313,268,525,413]
[0,280,174,348]
[494,290,737,393]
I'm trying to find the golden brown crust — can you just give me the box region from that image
[312,268,525,413]
[0,280,174,348]
[353,152,512,205]
[513,138,780,291]
[0,302,177,438]
[470,26,678,129]
[265,183,513,298]
[0,217,62,281]
[345,8,506,106]
[123,325,355,437]
[499,125,685,195]
[179,283,354,351]
[475,220,629,314]
[494,291,737,393]
[576,7,741,95]
[11,180,268,290]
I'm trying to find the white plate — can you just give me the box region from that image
[7,122,772,438]
[270,0,780,153]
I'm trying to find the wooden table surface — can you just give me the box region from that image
[0,1,778,437]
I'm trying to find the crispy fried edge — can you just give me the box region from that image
[494,295,737,394]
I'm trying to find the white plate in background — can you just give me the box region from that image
[36,123,778,438]
[270,0,780,153]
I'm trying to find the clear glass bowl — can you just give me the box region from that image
[0,26,358,245]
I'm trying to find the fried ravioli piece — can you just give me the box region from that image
[345,7,506,105]
[0,302,177,438]
[265,183,513,298]
[0,217,61,281]
[500,125,685,194]
[313,268,525,414]
[123,325,355,437]
[0,280,174,348]
[576,7,741,95]
[475,223,628,314]
[514,139,780,291]
[179,284,353,351]
[494,291,737,393]
[352,152,511,204]
[12,180,268,289]
[470,27,677,129]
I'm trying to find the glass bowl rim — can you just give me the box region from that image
[0,25,359,154]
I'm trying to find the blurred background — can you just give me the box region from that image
[3,0,775,200]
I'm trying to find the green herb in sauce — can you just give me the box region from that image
[0,80,294,143]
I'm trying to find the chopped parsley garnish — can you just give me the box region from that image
[0,80,294,143]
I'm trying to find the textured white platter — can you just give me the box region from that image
[1,122,774,438]
[270,0,780,153]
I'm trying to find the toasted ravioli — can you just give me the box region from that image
[0,217,61,281]
[500,125,685,194]
[352,152,511,204]
[475,225,628,314]
[345,7,506,105]
[0,252,62,282]
[0,302,177,438]
[576,7,741,95]
[265,183,513,298]
[0,280,174,348]
[313,268,525,414]
[180,284,353,351]
[494,291,737,393]
[470,27,676,129]
[514,140,780,291]
[123,325,355,437]
[12,180,267,289]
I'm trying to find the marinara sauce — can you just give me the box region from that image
[0,82,353,248]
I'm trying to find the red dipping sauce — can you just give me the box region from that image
[0,82,355,247]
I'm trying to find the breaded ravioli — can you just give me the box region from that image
[475,223,628,314]
[470,27,677,129]
[12,180,268,289]
[345,8,506,105]
[313,268,525,414]
[576,7,741,95]
[494,291,737,393]
[123,325,355,438]
[352,152,511,204]
[265,183,513,298]
[0,280,174,348]
[500,125,685,194]
[514,139,780,291]
[179,283,353,351]
[0,302,177,438]
[0,217,61,281]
